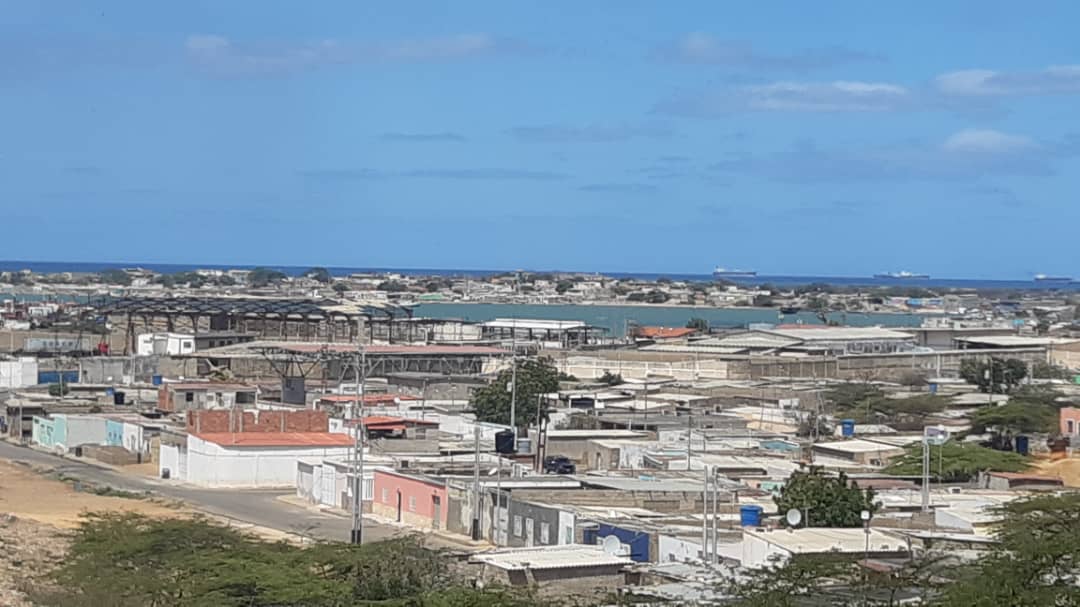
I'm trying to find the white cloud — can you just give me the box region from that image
[655,80,910,116]
[664,33,878,71]
[184,33,525,77]
[942,129,1036,154]
[935,65,1080,96]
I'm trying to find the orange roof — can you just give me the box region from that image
[193,432,354,447]
[318,393,419,404]
[635,326,697,339]
[360,415,438,427]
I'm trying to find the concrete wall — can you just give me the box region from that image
[106,420,124,446]
[372,470,449,530]
[496,500,564,548]
[58,415,108,450]
[658,534,704,563]
[0,358,37,388]
[185,435,351,487]
[31,416,57,450]
[122,422,147,454]
[554,352,730,381]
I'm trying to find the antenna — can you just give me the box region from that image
[785,508,803,528]
[601,535,624,556]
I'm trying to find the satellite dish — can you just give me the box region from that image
[785,508,803,527]
[601,535,623,556]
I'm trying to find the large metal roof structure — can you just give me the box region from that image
[93,296,412,320]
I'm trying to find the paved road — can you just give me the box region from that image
[0,441,412,545]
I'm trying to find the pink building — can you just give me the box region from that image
[372,469,449,531]
[1061,407,1080,437]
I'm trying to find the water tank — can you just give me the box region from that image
[841,419,856,437]
[113,391,126,405]
[928,383,938,394]
[740,505,764,527]
[152,375,163,386]
[1015,435,1030,455]
[494,430,516,454]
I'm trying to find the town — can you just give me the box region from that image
[2,266,1080,605]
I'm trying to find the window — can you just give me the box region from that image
[1069,420,1076,434]
[381,488,389,503]
[540,522,550,544]
[185,392,194,403]
[408,496,416,512]
[563,527,574,545]
[513,515,523,537]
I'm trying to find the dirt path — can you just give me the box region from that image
[1029,456,1080,487]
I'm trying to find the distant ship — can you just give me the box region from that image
[713,267,757,279]
[1034,274,1073,283]
[874,271,930,280]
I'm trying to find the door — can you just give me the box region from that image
[396,491,403,522]
[525,518,535,547]
[431,496,441,530]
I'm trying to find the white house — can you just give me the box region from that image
[295,458,375,511]
[740,528,908,568]
[0,357,37,388]
[136,332,195,357]
[160,432,353,488]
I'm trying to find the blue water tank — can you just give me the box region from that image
[740,505,763,527]
[841,419,856,437]
[152,375,163,386]
[1015,435,1030,455]
[105,388,115,396]
[929,383,938,394]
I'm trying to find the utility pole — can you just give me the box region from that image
[686,411,693,470]
[351,346,366,545]
[472,423,481,540]
[509,318,517,443]
[701,465,709,563]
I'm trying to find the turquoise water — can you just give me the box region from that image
[412,303,922,336]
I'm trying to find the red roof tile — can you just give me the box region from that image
[193,432,354,447]
[635,327,698,339]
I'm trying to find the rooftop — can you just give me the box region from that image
[480,318,589,330]
[764,327,916,341]
[750,527,907,554]
[546,429,651,440]
[470,545,632,571]
[813,439,908,454]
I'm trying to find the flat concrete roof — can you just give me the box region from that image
[547,429,651,440]
[813,439,907,454]
[749,527,906,554]
[470,545,632,571]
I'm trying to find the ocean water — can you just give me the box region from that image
[0,260,1075,291]
[412,303,922,336]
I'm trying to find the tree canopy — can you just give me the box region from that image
[884,440,1029,482]
[960,358,1028,393]
[303,267,332,283]
[970,401,1058,435]
[774,468,877,528]
[471,356,560,429]
[686,317,709,331]
[249,267,287,288]
[98,268,131,286]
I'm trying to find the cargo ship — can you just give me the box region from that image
[713,267,757,279]
[873,271,930,279]
[1034,274,1073,283]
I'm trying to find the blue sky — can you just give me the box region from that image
[3,1,1080,278]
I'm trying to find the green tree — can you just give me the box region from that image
[825,383,884,410]
[970,401,1058,435]
[1031,361,1072,380]
[303,267,332,283]
[472,357,560,429]
[938,493,1080,606]
[686,317,709,331]
[555,279,575,294]
[751,294,775,307]
[332,282,349,294]
[249,267,287,287]
[99,268,132,286]
[774,468,877,528]
[959,357,1028,393]
[884,441,1028,482]
[598,370,623,386]
[377,280,408,293]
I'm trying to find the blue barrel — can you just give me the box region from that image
[1015,435,1030,455]
[740,505,763,527]
[841,419,856,437]
[152,375,163,386]
[105,388,115,396]
[929,383,938,394]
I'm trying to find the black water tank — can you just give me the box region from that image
[494,430,516,454]
[113,391,126,405]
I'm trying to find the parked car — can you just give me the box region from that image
[543,455,576,474]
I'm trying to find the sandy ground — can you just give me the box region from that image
[0,459,184,529]
[1030,456,1080,487]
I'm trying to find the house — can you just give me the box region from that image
[0,357,37,388]
[31,414,108,453]
[490,498,575,548]
[167,432,354,487]
[739,528,909,568]
[157,382,257,412]
[470,545,632,589]
[371,469,450,531]
[544,429,652,470]
[296,458,375,511]
[811,439,907,466]
[357,416,439,440]
[136,332,195,356]
[1061,407,1080,438]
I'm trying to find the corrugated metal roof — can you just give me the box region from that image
[194,432,354,447]
[470,545,632,571]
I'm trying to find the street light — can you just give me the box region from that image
[861,509,872,603]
